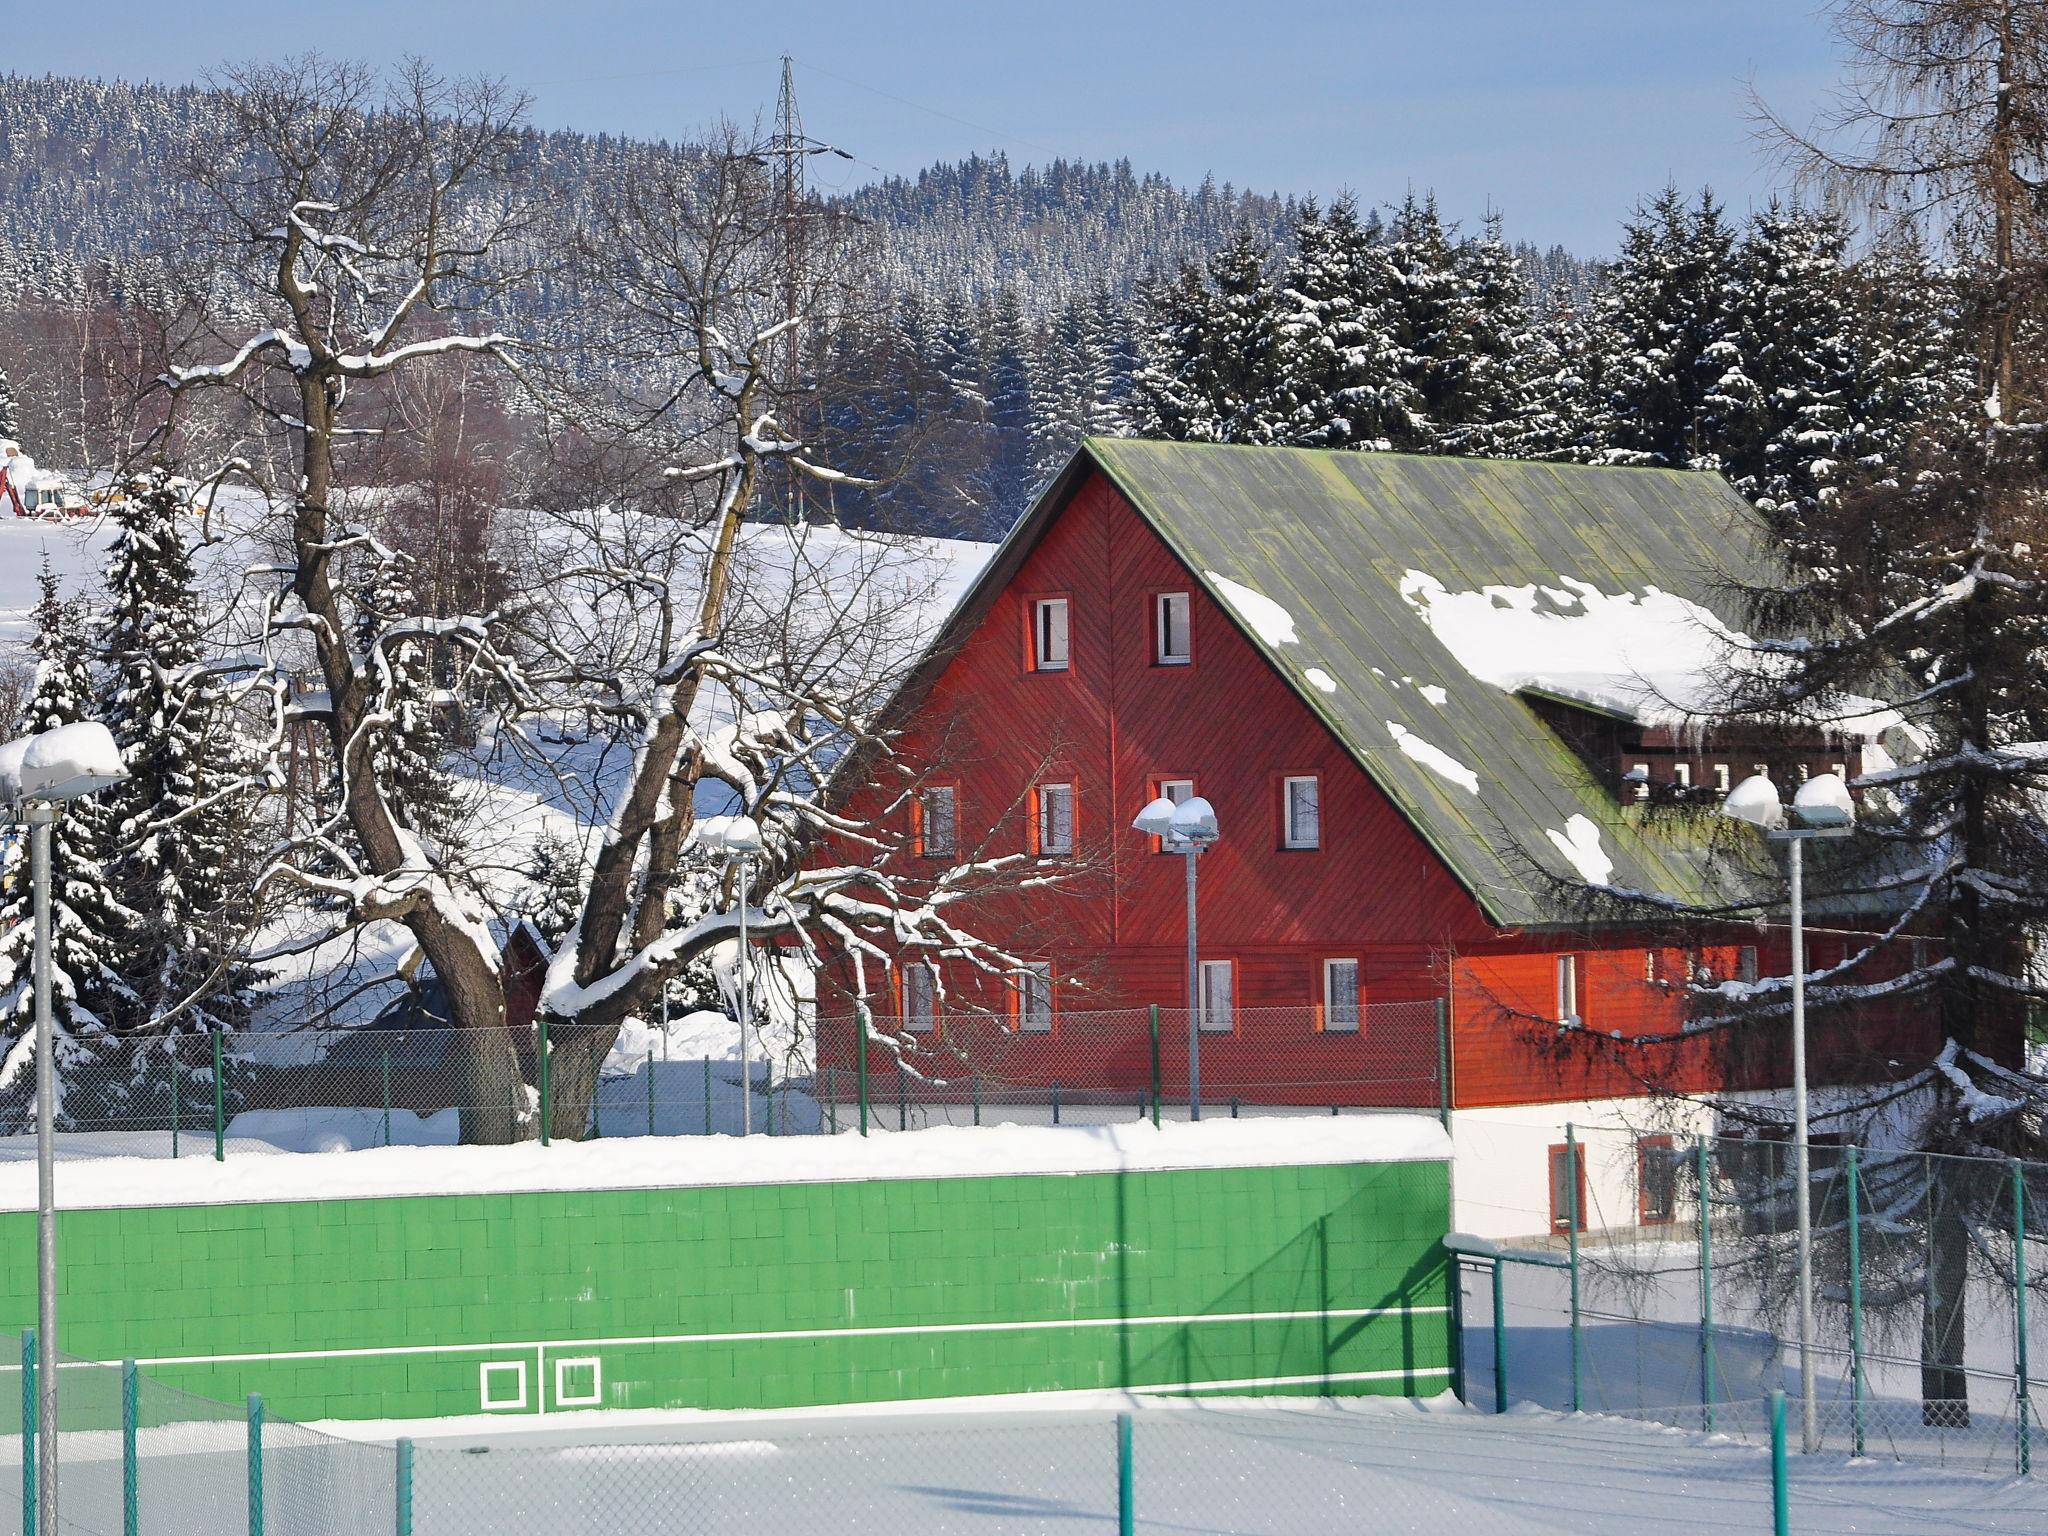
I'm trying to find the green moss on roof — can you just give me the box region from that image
[1081,438,1777,928]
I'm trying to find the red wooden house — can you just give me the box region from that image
[830,442,1939,1228]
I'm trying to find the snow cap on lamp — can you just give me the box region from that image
[1131,796,1177,838]
[1720,773,1785,831]
[0,736,29,806]
[17,721,126,802]
[1167,795,1219,846]
[1791,772,1856,829]
[695,812,765,856]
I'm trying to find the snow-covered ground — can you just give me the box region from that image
[312,1394,2048,1535]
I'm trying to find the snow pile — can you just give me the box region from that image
[1544,814,1615,886]
[1204,572,1299,646]
[1398,568,1744,722]
[1385,721,1480,794]
[1304,667,1339,694]
[0,1114,1451,1211]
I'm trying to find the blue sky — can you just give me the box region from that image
[13,1,1841,254]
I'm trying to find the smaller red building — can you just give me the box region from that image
[830,442,1934,1136]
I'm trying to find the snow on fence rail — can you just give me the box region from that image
[0,1002,1449,1161]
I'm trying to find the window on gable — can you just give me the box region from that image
[1198,959,1235,1033]
[1556,954,1582,1026]
[1673,763,1692,791]
[1155,591,1192,665]
[915,784,957,859]
[1630,763,1650,802]
[1035,782,1075,857]
[1031,597,1070,672]
[901,962,936,1033]
[1714,764,1731,794]
[1282,775,1321,850]
[1014,962,1053,1033]
[1321,959,1361,1032]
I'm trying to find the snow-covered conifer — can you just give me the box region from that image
[352,548,461,849]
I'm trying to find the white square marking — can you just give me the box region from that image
[554,1355,603,1408]
[479,1360,527,1412]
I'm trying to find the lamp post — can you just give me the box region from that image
[1722,769,1856,1457]
[1132,795,1220,1120]
[0,721,128,1536]
[700,814,766,1135]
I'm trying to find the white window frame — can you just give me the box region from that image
[1032,597,1070,672]
[1037,781,1075,856]
[1282,775,1321,850]
[480,1360,528,1412]
[1630,762,1650,803]
[1016,961,1053,1033]
[1556,953,1582,1026]
[1155,591,1192,665]
[902,962,937,1032]
[1673,763,1691,789]
[1198,959,1235,1034]
[1322,959,1361,1033]
[1713,763,1731,794]
[918,784,957,859]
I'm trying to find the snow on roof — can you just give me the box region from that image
[1545,814,1616,887]
[1386,721,1479,795]
[1204,571,1299,647]
[0,1115,1450,1212]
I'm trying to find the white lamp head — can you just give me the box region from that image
[720,814,766,856]
[19,722,127,802]
[1131,796,1177,838]
[1720,773,1785,832]
[1791,772,1856,829]
[1168,795,1220,847]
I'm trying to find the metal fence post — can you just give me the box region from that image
[1148,1005,1162,1128]
[1847,1144,1866,1459]
[170,1055,180,1160]
[897,1068,908,1131]
[212,1025,226,1162]
[20,1328,34,1536]
[1116,1412,1133,1536]
[766,1062,777,1137]
[1770,1389,1789,1536]
[122,1359,138,1536]
[1697,1139,1715,1433]
[1566,1122,1582,1414]
[973,1075,982,1127]
[826,1067,838,1134]
[2016,1158,2032,1477]
[1435,997,1452,1130]
[646,1048,656,1137]
[1052,1081,1062,1126]
[1491,1259,1507,1413]
[855,1007,871,1137]
[246,1393,264,1536]
[395,1437,413,1536]
[703,1057,713,1136]
[537,1017,551,1148]
[380,1049,392,1148]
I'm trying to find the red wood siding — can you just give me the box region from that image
[830,468,1943,1107]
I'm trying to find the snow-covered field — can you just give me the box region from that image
[334,1394,2048,1535]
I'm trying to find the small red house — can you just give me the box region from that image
[833,442,1935,1233]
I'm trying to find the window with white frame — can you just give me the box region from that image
[1016,962,1053,1032]
[1322,959,1361,1032]
[917,784,957,858]
[1673,762,1692,791]
[1282,775,1321,849]
[1198,960,1235,1033]
[1155,591,1192,665]
[1714,763,1731,794]
[1036,782,1075,856]
[1032,597,1070,672]
[1158,778,1194,806]
[1630,763,1650,802]
[1556,953,1582,1026]
[902,962,936,1032]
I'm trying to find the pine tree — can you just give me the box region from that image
[0,355,17,441]
[102,466,261,1037]
[1441,212,1539,455]
[353,549,461,850]
[1845,230,1977,481]
[1588,186,1740,468]
[1708,205,1860,531]
[522,830,586,947]
[1134,227,1287,443]
[0,567,136,1130]
[1383,192,1477,450]
[1272,199,1411,449]
[982,286,1038,521]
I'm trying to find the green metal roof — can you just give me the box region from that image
[1078,439,1781,928]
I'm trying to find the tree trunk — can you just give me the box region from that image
[1920,1163,1972,1426]
[454,1027,529,1146]
[543,1023,621,1142]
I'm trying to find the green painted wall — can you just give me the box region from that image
[0,1158,1450,1422]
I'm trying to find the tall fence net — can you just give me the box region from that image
[8,1338,394,1536]
[0,1003,1449,1160]
[1458,1134,2047,1478]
